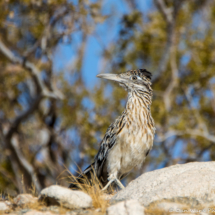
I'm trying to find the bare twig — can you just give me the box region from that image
[24,6,71,57]
[153,0,182,83]
[0,39,63,99]
[184,143,214,163]
[0,167,18,187]
[2,96,42,192]
[154,0,172,24]
[156,129,215,143]
[210,83,215,114]
[163,34,178,111]
[10,135,42,192]
[6,95,42,139]
[125,0,138,10]
[0,38,64,192]
[182,86,208,132]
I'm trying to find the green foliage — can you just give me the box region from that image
[0,0,215,194]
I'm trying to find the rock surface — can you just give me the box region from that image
[112,162,215,207]
[107,200,144,215]
[24,210,55,215]
[145,200,192,215]
[3,162,215,214]
[0,201,9,211]
[14,194,38,206]
[39,185,92,209]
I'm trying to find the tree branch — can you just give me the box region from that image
[210,83,215,114]
[24,6,71,57]
[153,0,182,83]
[2,96,42,192]
[154,0,173,24]
[6,95,42,139]
[163,33,178,111]
[0,38,64,192]
[156,129,215,143]
[10,135,42,192]
[0,39,64,99]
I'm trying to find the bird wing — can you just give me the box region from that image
[70,114,126,188]
[94,113,126,176]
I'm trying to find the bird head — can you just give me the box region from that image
[97,69,152,93]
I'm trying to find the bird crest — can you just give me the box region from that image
[127,69,152,81]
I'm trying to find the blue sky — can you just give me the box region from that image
[50,0,215,175]
[53,0,153,89]
[53,0,155,173]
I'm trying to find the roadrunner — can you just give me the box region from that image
[70,69,155,190]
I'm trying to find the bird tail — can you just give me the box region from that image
[69,162,96,189]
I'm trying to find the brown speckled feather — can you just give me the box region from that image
[69,69,155,189]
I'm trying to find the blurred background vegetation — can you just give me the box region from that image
[0,0,215,195]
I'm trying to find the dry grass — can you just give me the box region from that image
[145,207,171,215]
[29,181,37,197]
[145,205,192,215]
[67,168,115,213]
[1,168,114,214]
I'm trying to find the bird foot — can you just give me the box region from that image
[102,178,125,191]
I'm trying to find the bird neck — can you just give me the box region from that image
[125,88,155,131]
[127,87,153,109]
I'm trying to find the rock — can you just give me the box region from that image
[20,208,31,213]
[145,200,191,215]
[107,200,144,215]
[5,200,12,206]
[39,185,92,209]
[24,210,55,215]
[112,162,215,207]
[14,194,38,206]
[150,200,188,211]
[95,208,101,212]
[102,193,114,201]
[0,201,9,211]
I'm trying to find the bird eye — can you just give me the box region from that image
[131,76,137,80]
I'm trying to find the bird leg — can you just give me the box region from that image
[102,179,115,191]
[115,178,125,189]
[102,176,125,191]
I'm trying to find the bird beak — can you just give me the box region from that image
[96,73,126,84]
